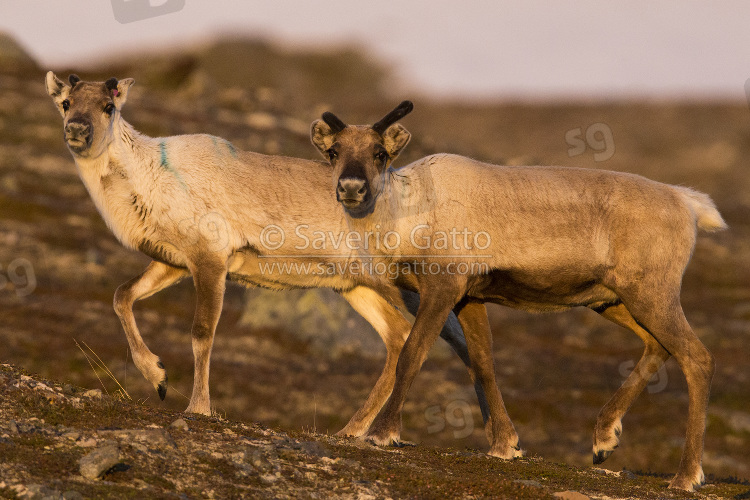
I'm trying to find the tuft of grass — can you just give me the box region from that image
[73,339,131,401]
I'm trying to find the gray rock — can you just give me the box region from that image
[24,483,60,500]
[169,418,189,431]
[76,437,98,448]
[62,431,81,441]
[248,448,275,472]
[79,441,121,480]
[99,428,177,451]
[260,473,279,485]
[620,469,637,480]
[239,288,384,356]
[82,389,102,399]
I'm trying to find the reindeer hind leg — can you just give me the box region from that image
[592,302,670,464]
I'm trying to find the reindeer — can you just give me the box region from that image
[44,73,494,437]
[312,101,727,491]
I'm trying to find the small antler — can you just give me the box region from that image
[105,77,120,97]
[322,112,347,133]
[104,77,119,91]
[68,74,81,87]
[372,101,414,135]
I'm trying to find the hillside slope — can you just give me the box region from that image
[2,363,749,499]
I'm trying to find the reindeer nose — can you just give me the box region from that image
[64,118,93,151]
[337,178,368,202]
[65,120,90,138]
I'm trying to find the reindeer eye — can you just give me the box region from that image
[104,103,115,116]
[327,148,337,161]
[375,151,389,163]
[62,100,70,112]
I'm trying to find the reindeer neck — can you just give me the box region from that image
[71,117,161,249]
[72,118,152,186]
[343,167,434,257]
[368,168,401,227]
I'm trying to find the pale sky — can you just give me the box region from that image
[1,1,749,100]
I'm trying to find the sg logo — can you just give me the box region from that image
[111,0,186,24]
[424,399,474,439]
[0,258,36,298]
[566,123,615,162]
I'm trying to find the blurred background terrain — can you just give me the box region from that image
[0,27,748,486]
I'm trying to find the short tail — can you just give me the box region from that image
[675,186,727,232]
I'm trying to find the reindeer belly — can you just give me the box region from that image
[227,251,359,292]
[468,266,618,312]
[136,239,189,268]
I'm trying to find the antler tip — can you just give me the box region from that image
[321,111,347,133]
[372,100,414,135]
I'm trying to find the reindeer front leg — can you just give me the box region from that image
[185,258,227,416]
[337,286,413,436]
[365,280,460,445]
[114,261,189,401]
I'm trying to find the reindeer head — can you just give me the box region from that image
[45,72,134,158]
[311,101,413,217]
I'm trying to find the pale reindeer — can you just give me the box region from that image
[44,72,494,437]
[311,101,726,491]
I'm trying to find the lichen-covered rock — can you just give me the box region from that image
[170,417,189,431]
[239,288,384,356]
[79,442,121,480]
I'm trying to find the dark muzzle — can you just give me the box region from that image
[64,118,93,152]
[337,177,369,208]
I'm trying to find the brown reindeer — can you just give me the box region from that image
[312,101,726,491]
[44,73,494,438]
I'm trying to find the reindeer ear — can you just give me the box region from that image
[311,119,336,156]
[45,71,71,116]
[109,78,135,110]
[382,124,411,159]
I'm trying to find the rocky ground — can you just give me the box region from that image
[1,33,750,498]
[2,363,749,499]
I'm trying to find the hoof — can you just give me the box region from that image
[593,449,614,465]
[489,443,524,460]
[364,435,412,448]
[157,377,168,401]
[668,470,704,492]
[363,435,393,447]
[363,416,401,447]
[391,440,416,448]
[592,418,621,465]
[156,361,167,400]
[363,429,401,447]
[184,403,212,416]
[336,421,368,438]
